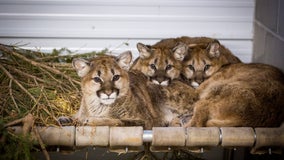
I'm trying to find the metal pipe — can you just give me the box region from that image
[143,130,152,142]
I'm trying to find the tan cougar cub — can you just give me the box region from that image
[130,41,198,126]
[182,42,284,127]
[130,42,187,86]
[70,51,162,129]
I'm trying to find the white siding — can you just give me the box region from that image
[0,0,255,62]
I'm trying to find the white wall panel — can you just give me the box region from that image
[0,0,255,62]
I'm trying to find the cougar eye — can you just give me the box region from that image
[188,65,195,71]
[112,75,120,81]
[150,64,157,70]
[93,77,102,83]
[166,64,172,71]
[204,64,211,71]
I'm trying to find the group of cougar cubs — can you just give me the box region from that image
[60,36,284,129]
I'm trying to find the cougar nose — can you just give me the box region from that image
[194,71,204,84]
[195,78,204,84]
[153,70,168,84]
[98,81,115,97]
[156,76,165,84]
[104,89,113,96]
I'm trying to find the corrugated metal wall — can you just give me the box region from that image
[0,0,255,62]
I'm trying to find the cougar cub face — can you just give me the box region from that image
[73,51,132,105]
[182,41,225,88]
[131,42,188,86]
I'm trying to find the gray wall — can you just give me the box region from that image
[0,0,255,62]
[253,0,284,71]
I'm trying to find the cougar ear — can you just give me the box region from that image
[137,43,152,59]
[207,40,220,58]
[116,50,132,70]
[72,58,90,77]
[173,42,188,61]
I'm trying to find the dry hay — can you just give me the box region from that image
[0,44,209,160]
[0,44,106,126]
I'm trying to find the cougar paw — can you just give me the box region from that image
[58,116,73,125]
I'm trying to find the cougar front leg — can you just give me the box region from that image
[84,117,124,126]
[184,101,209,127]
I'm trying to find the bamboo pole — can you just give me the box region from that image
[220,127,255,147]
[251,127,284,154]
[152,127,186,147]
[8,126,284,154]
[10,126,75,146]
[110,126,143,147]
[76,126,109,147]
[186,127,220,147]
[109,126,144,153]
